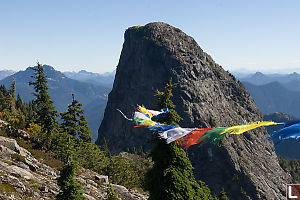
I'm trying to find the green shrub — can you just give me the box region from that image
[104,156,140,189]
[11,153,26,163]
[27,123,43,138]
[0,109,26,130]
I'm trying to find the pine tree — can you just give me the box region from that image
[29,62,58,135]
[145,79,216,200]
[24,101,37,126]
[61,94,93,143]
[105,183,120,200]
[218,188,229,200]
[102,137,111,157]
[16,94,23,111]
[0,85,9,111]
[56,160,86,200]
[55,132,77,164]
[9,77,16,113]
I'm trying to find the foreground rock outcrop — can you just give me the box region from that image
[97,22,291,199]
[0,136,147,200]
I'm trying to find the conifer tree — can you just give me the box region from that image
[105,183,120,200]
[61,94,93,143]
[56,160,86,200]
[0,85,9,111]
[102,137,111,157]
[29,62,58,135]
[24,101,37,126]
[9,77,16,113]
[218,188,229,200]
[16,94,23,111]
[145,79,216,200]
[0,85,9,96]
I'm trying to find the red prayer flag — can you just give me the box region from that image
[179,128,214,149]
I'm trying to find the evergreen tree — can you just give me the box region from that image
[9,77,16,113]
[105,183,120,200]
[61,94,93,143]
[29,62,58,135]
[218,188,229,200]
[56,160,86,200]
[102,137,111,157]
[16,94,23,111]
[55,132,77,163]
[0,85,9,96]
[145,79,216,200]
[24,101,37,126]
[0,85,9,111]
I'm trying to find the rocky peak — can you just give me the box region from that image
[97,22,291,199]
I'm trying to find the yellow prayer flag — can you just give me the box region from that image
[219,121,278,135]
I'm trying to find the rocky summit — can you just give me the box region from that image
[97,22,291,199]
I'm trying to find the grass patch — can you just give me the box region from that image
[0,158,13,165]
[0,130,8,137]
[11,153,26,163]
[15,137,33,151]
[29,149,62,170]
[34,170,45,176]
[0,182,16,193]
[29,178,41,192]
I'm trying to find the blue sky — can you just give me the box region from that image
[0,0,299,73]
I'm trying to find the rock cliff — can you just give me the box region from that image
[97,22,291,199]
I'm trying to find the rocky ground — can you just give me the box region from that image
[0,136,148,200]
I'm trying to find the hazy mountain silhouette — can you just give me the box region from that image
[239,72,300,91]
[63,69,115,87]
[243,81,300,118]
[0,70,15,80]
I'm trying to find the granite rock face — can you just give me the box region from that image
[97,22,291,199]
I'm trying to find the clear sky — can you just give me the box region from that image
[0,0,299,73]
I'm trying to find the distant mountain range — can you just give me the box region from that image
[238,72,300,91]
[0,65,111,140]
[63,70,115,87]
[232,72,300,118]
